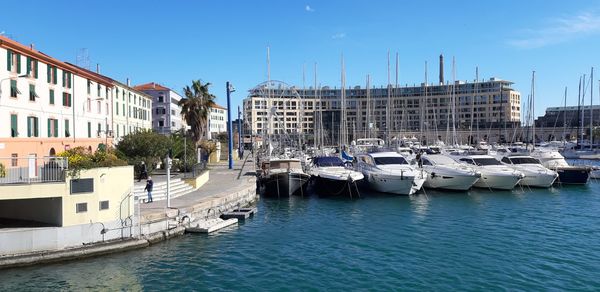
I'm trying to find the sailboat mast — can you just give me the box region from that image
[366,74,371,139]
[386,50,391,146]
[563,87,567,142]
[590,67,594,149]
[577,76,582,147]
[421,61,428,144]
[395,53,400,137]
[531,71,535,149]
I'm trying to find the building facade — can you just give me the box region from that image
[208,104,227,138]
[243,78,521,144]
[0,36,154,159]
[134,82,185,135]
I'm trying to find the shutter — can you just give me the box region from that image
[53,67,57,84]
[26,57,31,75]
[65,119,70,137]
[49,89,54,104]
[47,119,51,137]
[34,117,38,137]
[6,50,11,71]
[27,117,31,137]
[16,54,21,73]
[11,115,17,137]
[54,119,59,137]
[47,65,51,83]
[34,60,39,78]
[69,94,72,107]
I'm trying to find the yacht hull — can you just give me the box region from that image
[474,174,521,190]
[313,176,360,198]
[423,173,480,191]
[262,172,310,197]
[554,167,591,184]
[364,173,425,195]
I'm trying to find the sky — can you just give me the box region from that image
[2,0,600,118]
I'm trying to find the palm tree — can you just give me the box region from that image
[180,80,217,144]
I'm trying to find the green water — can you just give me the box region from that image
[1,184,600,291]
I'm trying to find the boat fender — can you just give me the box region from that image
[431,172,436,178]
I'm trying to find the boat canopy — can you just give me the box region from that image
[313,156,344,167]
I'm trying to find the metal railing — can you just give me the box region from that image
[0,156,68,185]
[184,161,207,179]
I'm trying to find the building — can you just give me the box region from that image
[134,82,185,135]
[110,80,153,142]
[0,36,114,159]
[208,103,227,138]
[243,77,521,144]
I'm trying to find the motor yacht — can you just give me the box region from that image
[499,156,558,188]
[420,154,481,191]
[355,152,426,195]
[258,158,311,198]
[529,149,591,184]
[456,155,524,190]
[308,156,364,198]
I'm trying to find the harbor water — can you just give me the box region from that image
[2,184,600,290]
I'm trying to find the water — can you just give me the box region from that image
[2,184,600,291]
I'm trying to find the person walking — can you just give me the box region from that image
[144,177,154,203]
[415,150,423,168]
[138,161,148,182]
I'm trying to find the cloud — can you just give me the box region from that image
[508,11,600,49]
[332,32,346,39]
[305,5,314,12]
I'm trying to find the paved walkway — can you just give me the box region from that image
[139,155,256,219]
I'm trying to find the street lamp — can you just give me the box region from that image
[0,74,29,98]
[227,82,235,169]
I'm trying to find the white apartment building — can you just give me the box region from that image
[134,82,185,135]
[0,36,154,159]
[208,104,227,138]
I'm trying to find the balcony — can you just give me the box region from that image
[0,157,67,185]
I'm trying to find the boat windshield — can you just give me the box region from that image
[426,155,457,165]
[509,157,541,165]
[374,156,408,165]
[313,156,344,167]
[472,158,502,166]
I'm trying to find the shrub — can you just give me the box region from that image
[0,162,6,178]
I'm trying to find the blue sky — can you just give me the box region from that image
[2,0,599,117]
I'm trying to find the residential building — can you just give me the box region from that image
[111,80,153,142]
[243,77,521,144]
[208,103,227,138]
[0,36,114,159]
[134,82,185,135]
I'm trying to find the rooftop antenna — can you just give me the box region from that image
[76,48,91,71]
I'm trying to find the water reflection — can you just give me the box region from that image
[409,193,430,219]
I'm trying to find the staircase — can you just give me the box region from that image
[134,178,195,202]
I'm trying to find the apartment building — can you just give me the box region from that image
[243,78,521,144]
[134,82,185,135]
[111,80,153,142]
[208,103,227,138]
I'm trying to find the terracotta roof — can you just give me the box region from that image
[133,82,171,91]
[212,103,227,110]
[0,35,112,87]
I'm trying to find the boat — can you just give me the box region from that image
[308,156,364,198]
[455,155,524,190]
[498,156,558,188]
[258,158,311,198]
[420,154,481,191]
[355,152,426,195]
[530,149,592,184]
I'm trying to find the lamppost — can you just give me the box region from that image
[0,74,29,98]
[226,82,235,169]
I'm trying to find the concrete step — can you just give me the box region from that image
[134,180,187,193]
[134,178,185,191]
[135,179,195,202]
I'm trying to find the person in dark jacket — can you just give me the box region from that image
[144,177,154,203]
[138,161,148,182]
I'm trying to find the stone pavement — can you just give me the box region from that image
[139,155,256,219]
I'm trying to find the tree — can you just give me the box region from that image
[180,80,217,144]
[116,130,171,174]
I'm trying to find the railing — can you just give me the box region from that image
[0,156,68,185]
[184,161,207,179]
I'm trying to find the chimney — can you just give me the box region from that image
[152,82,156,89]
[439,54,444,85]
[30,44,34,50]
[127,78,130,87]
[96,63,100,74]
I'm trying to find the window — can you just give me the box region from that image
[171,110,175,115]
[49,89,55,104]
[97,100,101,113]
[97,84,101,97]
[65,119,70,137]
[6,50,21,73]
[158,96,164,103]
[99,200,109,210]
[10,114,17,137]
[116,102,119,115]
[27,116,39,137]
[11,154,18,167]
[29,84,37,101]
[87,80,91,94]
[47,65,58,84]
[97,123,101,137]
[76,203,88,213]
[62,92,72,107]
[10,79,18,97]
[122,104,125,116]
[171,121,175,127]
[158,120,164,127]
[26,57,38,78]
[87,122,91,138]
[62,71,72,88]
[47,118,59,137]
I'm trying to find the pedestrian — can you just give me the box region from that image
[138,161,147,182]
[144,177,154,203]
[415,150,423,168]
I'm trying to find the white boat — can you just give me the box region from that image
[258,158,311,198]
[309,156,364,198]
[420,154,481,191]
[456,155,524,190]
[498,156,558,188]
[356,152,426,195]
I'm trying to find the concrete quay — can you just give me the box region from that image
[0,156,257,269]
